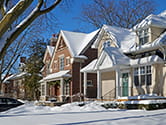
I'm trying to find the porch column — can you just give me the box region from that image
[44,82,47,96]
[97,70,102,99]
[60,78,64,101]
[83,72,87,97]
[115,68,120,98]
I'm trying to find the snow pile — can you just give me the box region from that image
[1,101,106,115]
[1,100,166,125]
[118,94,166,100]
[118,94,166,105]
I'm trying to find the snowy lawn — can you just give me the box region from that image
[1,101,166,125]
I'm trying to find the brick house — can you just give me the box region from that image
[40,30,99,102]
[1,57,27,99]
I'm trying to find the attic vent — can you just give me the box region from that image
[103,41,110,48]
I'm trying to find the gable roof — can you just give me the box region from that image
[94,46,130,71]
[43,45,55,62]
[133,10,166,30]
[81,59,97,73]
[47,46,55,56]
[92,25,136,51]
[60,29,99,57]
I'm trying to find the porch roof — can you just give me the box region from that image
[81,59,97,73]
[95,46,130,71]
[130,55,164,66]
[81,46,130,73]
[41,70,71,82]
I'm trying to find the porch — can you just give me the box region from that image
[40,70,71,102]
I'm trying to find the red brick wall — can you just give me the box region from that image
[71,62,81,95]
[51,37,72,73]
[82,48,98,98]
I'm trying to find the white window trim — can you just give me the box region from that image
[138,28,149,45]
[65,57,70,67]
[59,55,65,71]
[133,65,152,87]
[87,80,93,87]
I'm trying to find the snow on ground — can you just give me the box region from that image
[1,101,166,125]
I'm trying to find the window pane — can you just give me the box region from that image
[140,66,145,74]
[140,75,145,85]
[144,36,149,43]
[134,76,139,86]
[87,80,93,86]
[147,74,152,85]
[59,56,64,70]
[144,29,148,35]
[139,38,144,45]
[134,68,139,75]
[146,65,151,74]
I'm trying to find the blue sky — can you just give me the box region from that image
[51,0,166,35]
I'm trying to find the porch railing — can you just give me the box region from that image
[101,88,116,100]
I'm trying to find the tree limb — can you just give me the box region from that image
[0,0,33,38]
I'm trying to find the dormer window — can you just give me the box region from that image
[138,28,149,45]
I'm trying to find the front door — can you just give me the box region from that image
[122,73,129,96]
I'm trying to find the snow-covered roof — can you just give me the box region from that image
[130,55,164,66]
[81,46,131,72]
[3,74,15,83]
[41,70,71,82]
[92,25,136,51]
[8,72,27,80]
[81,46,130,72]
[81,59,97,73]
[61,29,99,57]
[124,31,166,54]
[74,55,88,60]
[133,10,166,30]
[43,45,55,62]
[47,46,55,56]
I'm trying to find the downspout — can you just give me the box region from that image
[158,44,166,61]
[80,62,82,101]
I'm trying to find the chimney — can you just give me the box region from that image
[50,34,58,46]
[20,57,26,63]
[19,57,26,72]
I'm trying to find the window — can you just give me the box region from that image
[41,84,45,96]
[134,65,152,86]
[138,28,149,45]
[66,57,70,66]
[59,56,64,70]
[64,83,70,95]
[146,65,152,85]
[87,80,93,86]
[134,68,139,86]
[140,66,145,86]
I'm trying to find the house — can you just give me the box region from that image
[1,74,15,97]
[2,57,27,99]
[81,11,166,100]
[40,30,99,102]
